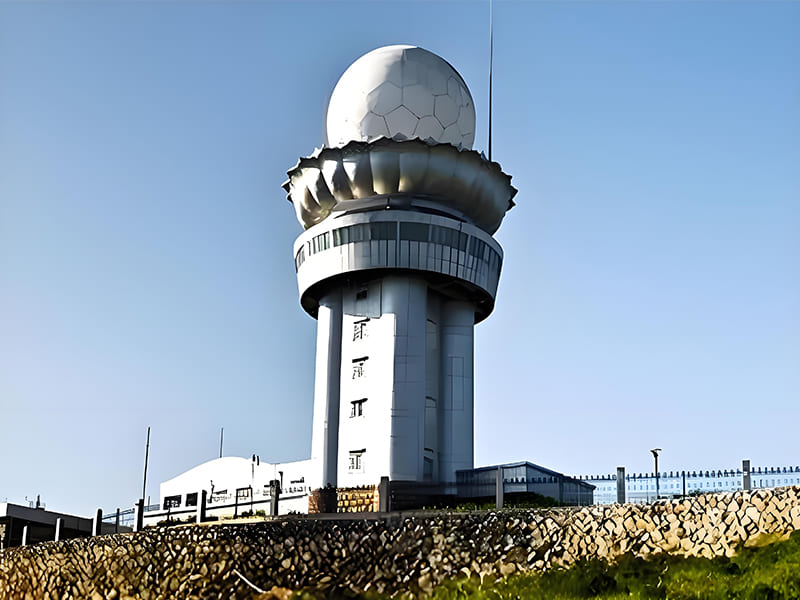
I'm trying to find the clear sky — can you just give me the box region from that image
[1,1,797,517]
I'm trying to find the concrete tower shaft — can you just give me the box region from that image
[295,209,502,487]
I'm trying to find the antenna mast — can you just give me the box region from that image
[488,0,494,162]
[141,426,150,502]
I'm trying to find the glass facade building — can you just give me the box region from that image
[457,462,595,506]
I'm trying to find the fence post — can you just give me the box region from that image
[21,525,29,546]
[115,508,120,534]
[133,499,144,533]
[269,480,280,517]
[54,518,63,542]
[617,467,626,504]
[743,459,751,491]
[92,508,103,536]
[197,490,207,524]
[378,477,390,512]
[496,466,504,509]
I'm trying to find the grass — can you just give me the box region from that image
[291,529,800,599]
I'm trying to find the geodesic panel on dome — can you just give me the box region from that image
[385,106,418,138]
[360,113,389,139]
[434,95,459,128]
[325,45,476,150]
[414,116,444,141]
[403,84,435,118]
[366,81,402,116]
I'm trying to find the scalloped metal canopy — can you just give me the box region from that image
[284,138,516,234]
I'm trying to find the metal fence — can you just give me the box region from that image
[101,508,136,531]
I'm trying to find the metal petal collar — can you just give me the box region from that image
[283,138,517,235]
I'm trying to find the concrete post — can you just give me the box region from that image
[92,508,103,536]
[197,490,207,524]
[269,480,280,517]
[616,467,626,504]
[378,476,390,512]
[114,508,120,534]
[743,459,751,491]
[133,499,144,533]
[311,293,343,489]
[21,525,28,546]
[495,466,504,509]
[54,518,64,542]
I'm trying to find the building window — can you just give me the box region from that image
[350,398,367,417]
[349,450,365,472]
[370,221,396,240]
[311,232,330,254]
[352,356,368,379]
[353,318,369,341]
[185,492,198,507]
[356,289,368,301]
[163,495,181,509]
[400,222,430,242]
[294,246,305,271]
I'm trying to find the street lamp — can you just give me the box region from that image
[651,448,662,501]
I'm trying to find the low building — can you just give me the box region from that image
[143,457,315,526]
[0,503,119,549]
[458,462,595,506]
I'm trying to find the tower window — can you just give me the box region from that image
[350,398,367,417]
[349,450,365,472]
[356,289,368,301]
[311,232,330,254]
[353,318,369,340]
[400,222,430,242]
[352,356,368,378]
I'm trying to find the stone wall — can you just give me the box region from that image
[1,486,798,599]
[336,485,380,513]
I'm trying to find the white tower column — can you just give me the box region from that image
[439,300,475,483]
[311,291,342,488]
[382,276,428,481]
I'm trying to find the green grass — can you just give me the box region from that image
[292,529,800,599]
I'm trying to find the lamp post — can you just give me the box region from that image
[650,448,662,501]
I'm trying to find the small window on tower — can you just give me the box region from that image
[356,289,368,301]
[352,356,368,379]
[353,318,369,341]
[349,450,365,472]
[350,398,367,417]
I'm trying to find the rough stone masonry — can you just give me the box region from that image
[1,486,799,599]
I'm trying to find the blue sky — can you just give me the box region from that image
[1,1,797,517]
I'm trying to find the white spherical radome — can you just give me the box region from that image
[325,45,476,149]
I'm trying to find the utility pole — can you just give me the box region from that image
[219,427,224,458]
[142,427,151,503]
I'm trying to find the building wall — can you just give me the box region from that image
[147,457,315,524]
